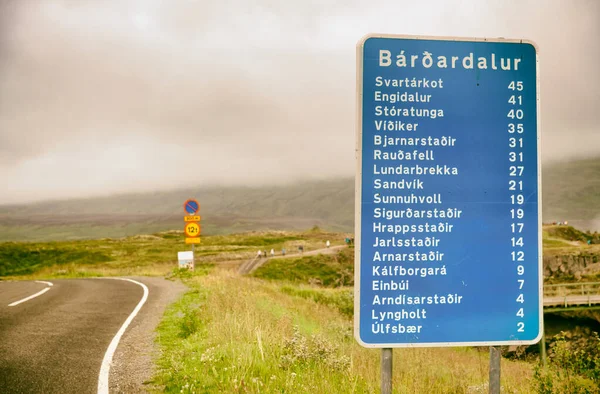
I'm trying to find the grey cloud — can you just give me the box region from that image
[0,0,598,203]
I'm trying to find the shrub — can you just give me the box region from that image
[533,330,600,393]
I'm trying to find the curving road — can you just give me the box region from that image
[0,278,146,394]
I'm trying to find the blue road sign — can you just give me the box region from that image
[355,34,541,348]
[184,199,200,215]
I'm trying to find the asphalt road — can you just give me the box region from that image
[0,278,145,394]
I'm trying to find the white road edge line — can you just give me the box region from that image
[8,282,54,307]
[97,278,149,394]
[35,281,53,287]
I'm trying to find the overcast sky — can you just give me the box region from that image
[0,0,598,204]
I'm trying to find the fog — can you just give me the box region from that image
[0,0,598,204]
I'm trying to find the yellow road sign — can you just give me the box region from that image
[184,215,201,222]
[185,237,201,244]
[184,222,201,237]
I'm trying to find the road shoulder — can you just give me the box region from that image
[109,276,187,393]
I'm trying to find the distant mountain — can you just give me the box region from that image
[0,178,355,241]
[542,157,600,233]
[1,157,598,242]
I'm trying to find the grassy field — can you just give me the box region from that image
[251,247,354,287]
[149,270,538,394]
[0,228,347,279]
[2,226,600,392]
[0,215,346,243]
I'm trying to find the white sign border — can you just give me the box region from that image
[354,33,543,348]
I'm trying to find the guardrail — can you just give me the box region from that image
[543,282,600,308]
[544,282,600,297]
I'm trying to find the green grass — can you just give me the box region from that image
[279,285,354,318]
[150,272,536,393]
[205,234,303,247]
[0,220,335,243]
[2,224,599,392]
[543,238,574,248]
[0,222,181,242]
[251,248,354,287]
[0,243,112,276]
[3,223,597,285]
[0,230,350,279]
[545,225,597,243]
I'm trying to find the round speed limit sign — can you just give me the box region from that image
[184,222,201,237]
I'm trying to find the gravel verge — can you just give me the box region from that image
[109,276,187,393]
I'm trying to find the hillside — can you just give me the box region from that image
[0,178,355,241]
[0,156,599,242]
[542,157,600,232]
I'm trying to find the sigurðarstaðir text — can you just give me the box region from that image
[373,207,463,220]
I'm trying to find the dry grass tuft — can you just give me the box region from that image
[153,271,536,393]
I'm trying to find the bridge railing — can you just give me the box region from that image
[544,282,600,297]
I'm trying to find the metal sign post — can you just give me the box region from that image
[489,347,501,394]
[381,348,393,394]
[183,199,201,270]
[355,34,542,392]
